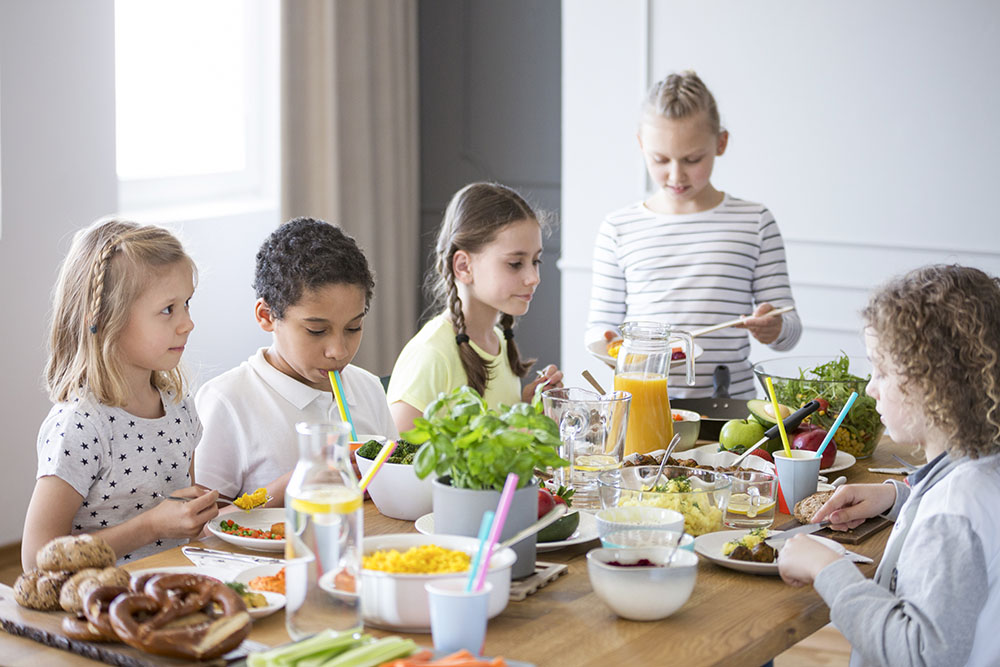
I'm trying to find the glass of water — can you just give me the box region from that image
[724,470,777,529]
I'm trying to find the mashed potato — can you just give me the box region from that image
[619,477,724,536]
[722,527,770,556]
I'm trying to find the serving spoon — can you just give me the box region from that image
[639,432,683,500]
[497,504,568,550]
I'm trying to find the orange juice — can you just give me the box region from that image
[614,372,673,456]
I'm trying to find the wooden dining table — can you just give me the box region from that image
[0,439,915,667]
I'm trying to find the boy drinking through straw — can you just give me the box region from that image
[195,219,398,506]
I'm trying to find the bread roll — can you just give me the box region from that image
[793,490,835,524]
[59,566,130,612]
[14,569,73,610]
[37,534,115,572]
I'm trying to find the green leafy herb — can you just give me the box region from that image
[404,386,568,491]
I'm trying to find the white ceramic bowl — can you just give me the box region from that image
[594,506,685,540]
[600,529,694,553]
[586,546,698,621]
[671,409,702,451]
[356,451,433,521]
[360,533,515,633]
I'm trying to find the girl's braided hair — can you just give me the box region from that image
[643,70,723,135]
[428,182,542,395]
[862,264,1000,458]
[46,218,196,406]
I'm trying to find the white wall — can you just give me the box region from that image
[0,1,277,547]
[562,0,1000,393]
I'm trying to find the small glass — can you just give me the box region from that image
[723,470,778,529]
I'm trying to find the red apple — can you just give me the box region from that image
[538,488,556,519]
[791,427,837,468]
[747,449,773,464]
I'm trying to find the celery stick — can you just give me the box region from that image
[317,637,418,667]
[246,631,367,667]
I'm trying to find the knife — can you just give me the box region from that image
[182,546,285,566]
[764,520,831,547]
[731,400,822,467]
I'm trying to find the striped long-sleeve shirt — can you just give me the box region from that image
[585,194,801,398]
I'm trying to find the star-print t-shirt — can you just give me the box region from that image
[35,390,202,563]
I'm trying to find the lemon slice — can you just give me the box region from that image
[289,487,362,515]
[573,454,621,472]
[727,493,776,517]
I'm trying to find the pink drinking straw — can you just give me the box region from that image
[471,472,519,592]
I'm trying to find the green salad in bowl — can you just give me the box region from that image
[752,353,884,459]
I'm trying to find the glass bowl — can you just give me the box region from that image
[597,466,731,536]
[753,356,885,459]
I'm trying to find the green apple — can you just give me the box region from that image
[719,418,766,452]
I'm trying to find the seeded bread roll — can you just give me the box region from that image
[59,566,130,612]
[37,534,116,572]
[793,490,835,524]
[14,569,73,610]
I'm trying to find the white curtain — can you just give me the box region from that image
[281,0,420,375]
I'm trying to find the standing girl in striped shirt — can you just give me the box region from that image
[586,71,801,398]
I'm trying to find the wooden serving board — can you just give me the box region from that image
[0,583,265,666]
[774,516,892,545]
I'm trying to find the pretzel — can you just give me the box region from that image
[109,574,251,660]
[62,584,128,642]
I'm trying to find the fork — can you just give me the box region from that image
[891,454,919,471]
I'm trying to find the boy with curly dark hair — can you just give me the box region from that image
[195,218,398,505]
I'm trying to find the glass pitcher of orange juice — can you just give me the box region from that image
[613,321,695,456]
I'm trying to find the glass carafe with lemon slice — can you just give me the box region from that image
[614,321,696,456]
[285,422,363,640]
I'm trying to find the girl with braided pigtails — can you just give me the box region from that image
[388,182,563,433]
[22,219,218,569]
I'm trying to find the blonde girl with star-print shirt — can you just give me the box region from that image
[21,219,219,568]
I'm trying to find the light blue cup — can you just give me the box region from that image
[601,529,694,552]
[424,579,493,655]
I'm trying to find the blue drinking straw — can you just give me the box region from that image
[465,510,495,592]
[816,391,859,459]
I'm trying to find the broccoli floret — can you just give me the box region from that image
[355,439,383,460]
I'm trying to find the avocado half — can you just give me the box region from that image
[747,399,795,453]
[537,510,580,542]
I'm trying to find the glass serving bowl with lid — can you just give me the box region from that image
[597,465,731,536]
[753,355,885,459]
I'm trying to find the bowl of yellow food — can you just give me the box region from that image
[597,466,731,536]
[359,533,515,632]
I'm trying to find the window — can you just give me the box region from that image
[114,0,277,211]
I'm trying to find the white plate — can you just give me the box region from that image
[587,339,705,370]
[206,508,286,552]
[413,511,600,552]
[233,563,285,587]
[822,451,856,474]
[693,529,845,575]
[129,565,284,619]
[128,565,233,581]
[650,443,777,473]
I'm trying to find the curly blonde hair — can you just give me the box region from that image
[46,218,196,406]
[862,265,1000,458]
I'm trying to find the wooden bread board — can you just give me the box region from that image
[0,583,264,666]
[774,516,891,545]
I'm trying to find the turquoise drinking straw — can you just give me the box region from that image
[816,391,859,458]
[465,510,495,592]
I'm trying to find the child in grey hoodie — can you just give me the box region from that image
[778,264,1000,667]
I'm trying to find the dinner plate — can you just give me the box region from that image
[587,339,705,370]
[413,512,600,552]
[821,451,856,474]
[693,529,845,575]
[206,508,286,552]
[234,563,285,588]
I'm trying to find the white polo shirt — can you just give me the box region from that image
[194,348,398,498]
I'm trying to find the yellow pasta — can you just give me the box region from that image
[234,487,268,510]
